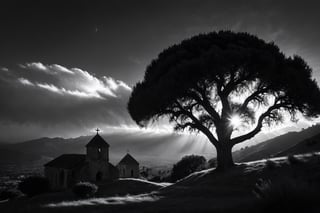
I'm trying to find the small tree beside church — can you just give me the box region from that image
[128,31,320,171]
[171,155,207,182]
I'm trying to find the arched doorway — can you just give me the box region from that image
[96,171,103,181]
[131,169,134,177]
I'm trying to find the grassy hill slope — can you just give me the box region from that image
[234,124,320,162]
[1,153,320,213]
[275,132,320,157]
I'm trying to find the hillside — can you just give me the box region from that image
[0,178,168,213]
[275,132,320,157]
[234,124,320,162]
[1,153,319,213]
[0,148,38,165]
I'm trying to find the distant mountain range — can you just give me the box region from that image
[0,132,197,167]
[233,124,320,162]
[1,124,320,168]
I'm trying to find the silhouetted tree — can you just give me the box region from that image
[171,155,206,182]
[128,31,320,171]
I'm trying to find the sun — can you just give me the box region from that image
[229,114,242,127]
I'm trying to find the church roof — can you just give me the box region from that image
[86,133,110,148]
[118,153,139,165]
[44,154,86,169]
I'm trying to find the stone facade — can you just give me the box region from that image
[44,133,118,190]
[44,133,140,190]
[117,153,140,178]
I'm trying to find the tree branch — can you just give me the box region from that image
[174,101,219,147]
[218,91,231,121]
[189,86,221,124]
[174,121,196,131]
[237,86,269,114]
[231,103,286,146]
[223,69,256,97]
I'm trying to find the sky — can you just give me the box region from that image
[0,0,320,143]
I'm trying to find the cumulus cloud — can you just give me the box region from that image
[18,77,34,86]
[20,62,47,72]
[0,63,134,142]
[1,67,9,72]
[17,62,131,99]
[20,62,74,74]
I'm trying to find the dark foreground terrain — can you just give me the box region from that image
[1,153,320,213]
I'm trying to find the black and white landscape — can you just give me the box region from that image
[1,1,320,213]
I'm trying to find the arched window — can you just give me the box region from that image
[98,148,102,159]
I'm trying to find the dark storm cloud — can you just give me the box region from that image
[0,63,133,141]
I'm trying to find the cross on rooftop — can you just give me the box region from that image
[96,128,100,134]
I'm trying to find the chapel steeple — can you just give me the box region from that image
[86,129,109,162]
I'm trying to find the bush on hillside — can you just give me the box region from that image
[312,152,320,163]
[0,188,22,200]
[207,158,217,168]
[171,155,206,182]
[72,182,98,198]
[265,159,277,170]
[18,176,50,197]
[287,155,303,165]
[253,177,319,213]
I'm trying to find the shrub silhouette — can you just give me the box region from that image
[265,159,277,170]
[171,155,206,182]
[287,155,303,165]
[18,176,50,197]
[72,182,98,198]
[208,158,217,168]
[253,177,319,213]
[0,188,22,200]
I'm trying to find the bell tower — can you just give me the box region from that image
[86,129,109,162]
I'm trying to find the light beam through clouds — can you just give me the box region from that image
[0,61,317,150]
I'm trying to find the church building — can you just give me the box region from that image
[44,130,139,190]
[117,153,140,178]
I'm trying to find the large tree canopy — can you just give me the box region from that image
[128,31,320,170]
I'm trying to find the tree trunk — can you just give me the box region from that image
[216,144,234,171]
[215,121,235,171]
